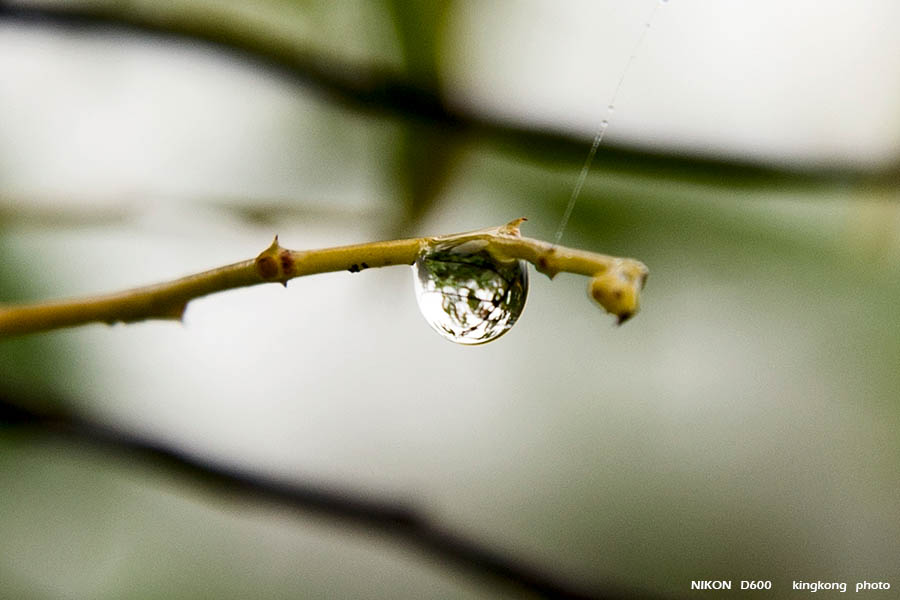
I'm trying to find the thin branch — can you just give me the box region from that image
[0,396,676,600]
[0,219,648,337]
[0,1,875,192]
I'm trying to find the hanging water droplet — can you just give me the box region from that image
[413,236,528,345]
[600,119,609,128]
[607,104,615,113]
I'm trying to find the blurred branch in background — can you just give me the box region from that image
[0,0,886,200]
[0,192,383,228]
[0,395,677,600]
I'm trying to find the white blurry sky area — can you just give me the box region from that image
[0,24,396,217]
[1,1,900,598]
[444,0,900,168]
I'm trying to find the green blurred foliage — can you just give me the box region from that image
[0,235,76,413]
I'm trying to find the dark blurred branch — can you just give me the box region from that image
[0,192,382,228]
[0,396,676,600]
[0,1,880,193]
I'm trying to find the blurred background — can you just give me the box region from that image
[1,0,899,598]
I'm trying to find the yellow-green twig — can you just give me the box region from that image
[0,219,647,337]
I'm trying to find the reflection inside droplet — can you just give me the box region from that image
[413,237,528,345]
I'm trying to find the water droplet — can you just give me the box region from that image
[413,236,528,345]
[607,104,615,113]
[600,119,609,128]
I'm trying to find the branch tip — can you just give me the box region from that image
[588,260,648,323]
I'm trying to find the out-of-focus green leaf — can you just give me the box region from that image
[0,235,76,417]
[383,1,459,231]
